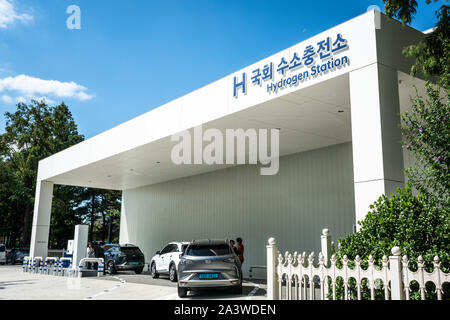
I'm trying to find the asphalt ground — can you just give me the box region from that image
[0,265,267,300]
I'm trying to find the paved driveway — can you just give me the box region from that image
[0,266,266,300]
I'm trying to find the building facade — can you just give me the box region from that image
[29,11,427,275]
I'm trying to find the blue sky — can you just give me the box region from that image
[0,0,443,138]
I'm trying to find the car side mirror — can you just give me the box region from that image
[156,250,161,255]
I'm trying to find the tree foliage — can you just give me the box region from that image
[0,100,121,248]
[335,186,450,299]
[383,0,450,87]
[0,100,85,246]
[401,83,450,207]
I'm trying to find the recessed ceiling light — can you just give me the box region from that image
[107,175,112,178]
[338,110,344,113]
[156,161,161,164]
[130,169,134,171]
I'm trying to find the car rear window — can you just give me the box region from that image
[0,245,5,252]
[121,247,142,255]
[186,244,231,256]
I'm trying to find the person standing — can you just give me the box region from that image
[86,242,94,269]
[230,240,238,255]
[236,237,244,264]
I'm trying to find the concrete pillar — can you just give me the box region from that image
[349,63,405,227]
[72,224,88,272]
[30,180,54,258]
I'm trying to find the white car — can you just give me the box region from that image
[0,244,6,265]
[150,242,189,282]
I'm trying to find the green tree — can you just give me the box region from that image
[383,0,450,87]
[0,100,85,246]
[0,100,123,248]
[335,185,449,300]
[401,84,449,208]
[88,189,122,243]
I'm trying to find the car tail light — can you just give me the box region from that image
[231,280,240,284]
[180,259,193,265]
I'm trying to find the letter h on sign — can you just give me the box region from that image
[233,73,247,98]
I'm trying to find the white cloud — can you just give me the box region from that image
[0,74,94,101]
[0,0,33,29]
[1,94,12,103]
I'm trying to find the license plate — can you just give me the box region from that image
[129,262,138,265]
[199,273,219,279]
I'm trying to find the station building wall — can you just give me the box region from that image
[119,142,356,276]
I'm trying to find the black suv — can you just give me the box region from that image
[103,244,145,274]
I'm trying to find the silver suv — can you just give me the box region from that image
[177,239,242,298]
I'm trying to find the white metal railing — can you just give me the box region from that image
[23,256,74,277]
[58,257,73,276]
[267,229,449,300]
[42,257,58,275]
[77,258,104,278]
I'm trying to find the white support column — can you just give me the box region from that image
[266,237,279,300]
[72,224,88,273]
[349,63,405,227]
[30,180,54,258]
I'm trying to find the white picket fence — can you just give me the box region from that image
[266,229,449,300]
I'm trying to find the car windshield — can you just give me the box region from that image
[186,244,231,257]
[0,246,5,252]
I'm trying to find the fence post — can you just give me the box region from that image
[320,228,332,267]
[267,237,279,300]
[389,246,405,300]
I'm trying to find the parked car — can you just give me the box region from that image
[0,244,6,265]
[5,248,30,265]
[13,249,30,264]
[103,244,145,274]
[177,239,242,298]
[150,242,189,282]
[102,243,118,252]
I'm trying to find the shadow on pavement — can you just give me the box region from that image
[0,279,36,290]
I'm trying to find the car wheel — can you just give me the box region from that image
[135,268,143,274]
[169,264,177,282]
[177,284,187,298]
[107,261,116,274]
[150,262,159,278]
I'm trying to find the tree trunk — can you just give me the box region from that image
[101,212,106,243]
[108,217,112,243]
[21,202,31,247]
[89,193,95,242]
